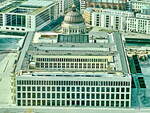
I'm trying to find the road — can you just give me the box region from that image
[0,53,17,105]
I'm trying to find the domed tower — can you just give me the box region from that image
[62,5,86,34]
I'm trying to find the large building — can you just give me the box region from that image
[14,6,131,108]
[126,13,150,34]
[83,8,134,30]
[128,0,150,12]
[84,0,127,10]
[0,0,59,32]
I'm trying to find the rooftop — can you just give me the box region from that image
[0,0,56,14]
[17,29,129,77]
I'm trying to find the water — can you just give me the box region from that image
[0,38,23,50]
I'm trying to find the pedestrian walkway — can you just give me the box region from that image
[0,53,17,105]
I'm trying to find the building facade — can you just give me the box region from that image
[126,15,150,34]
[15,6,131,108]
[16,73,131,107]
[83,8,134,31]
[0,0,59,32]
[86,0,127,10]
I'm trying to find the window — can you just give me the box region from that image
[96,101,99,106]
[86,87,90,92]
[22,93,26,98]
[32,93,36,98]
[17,86,21,91]
[81,87,85,92]
[111,94,114,99]
[91,101,95,106]
[42,87,45,91]
[111,101,114,107]
[67,93,70,98]
[96,94,100,99]
[62,100,65,106]
[27,93,31,98]
[57,87,60,91]
[106,94,109,99]
[72,93,75,99]
[17,93,21,98]
[47,93,50,98]
[126,94,129,99]
[37,87,40,91]
[121,94,124,99]
[37,100,41,106]
[62,87,65,91]
[106,87,110,92]
[86,93,90,99]
[91,87,95,92]
[116,94,119,99]
[42,93,45,98]
[111,87,115,92]
[101,101,104,106]
[126,88,130,92]
[37,93,41,98]
[32,87,36,91]
[62,93,65,98]
[81,101,85,106]
[106,101,109,106]
[22,100,26,106]
[81,93,85,99]
[67,100,70,106]
[22,86,26,91]
[101,87,105,92]
[101,94,105,99]
[121,88,125,92]
[52,87,55,91]
[96,87,100,92]
[52,93,55,98]
[17,100,21,106]
[126,101,129,107]
[86,101,90,106]
[52,100,55,106]
[91,94,95,99]
[116,88,120,92]
[47,100,50,106]
[47,87,50,91]
[77,87,80,92]
[77,93,80,99]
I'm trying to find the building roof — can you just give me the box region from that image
[64,5,84,24]
[21,0,54,7]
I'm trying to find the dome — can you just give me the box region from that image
[64,5,84,24]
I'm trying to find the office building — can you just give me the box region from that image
[0,0,59,32]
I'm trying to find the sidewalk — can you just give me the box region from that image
[0,53,17,105]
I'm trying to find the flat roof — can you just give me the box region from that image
[21,0,54,7]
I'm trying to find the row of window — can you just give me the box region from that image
[17,99,130,107]
[35,62,107,69]
[36,58,107,62]
[17,80,130,86]
[17,86,130,93]
[17,92,130,100]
